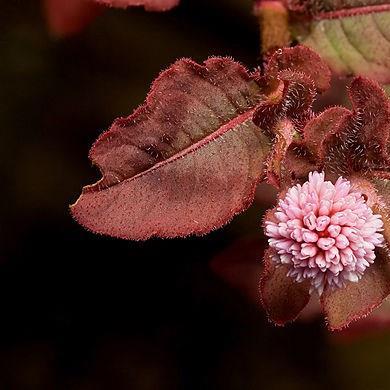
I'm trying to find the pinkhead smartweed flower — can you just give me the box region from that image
[265,172,384,295]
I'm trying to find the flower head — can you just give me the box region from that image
[265,172,384,295]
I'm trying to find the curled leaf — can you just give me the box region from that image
[265,45,331,92]
[307,77,390,175]
[253,46,331,186]
[303,106,351,162]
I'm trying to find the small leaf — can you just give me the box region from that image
[298,77,390,175]
[253,46,331,186]
[260,248,311,325]
[265,45,331,92]
[348,77,390,161]
[321,248,390,331]
[71,57,271,240]
[303,106,351,162]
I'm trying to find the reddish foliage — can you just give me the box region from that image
[70,40,390,331]
[71,46,329,240]
[255,0,390,83]
[305,77,390,176]
[257,76,390,330]
[71,57,270,239]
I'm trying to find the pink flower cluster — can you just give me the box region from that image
[265,172,384,295]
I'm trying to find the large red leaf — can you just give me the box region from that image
[321,249,390,330]
[71,57,271,240]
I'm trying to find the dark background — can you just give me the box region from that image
[1,0,390,389]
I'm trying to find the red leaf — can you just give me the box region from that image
[321,248,390,331]
[348,77,390,163]
[43,0,102,37]
[260,248,311,325]
[265,45,331,92]
[253,71,316,133]
[71,57,271,240]
[254,72,315,187]
[299,77,390,175]
[253,46,331,186]
[286,0,390,15]
[303,106,351,162]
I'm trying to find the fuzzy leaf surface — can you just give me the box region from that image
[252,46,331,187]
[71,58,271,240]
[308,77,390,175]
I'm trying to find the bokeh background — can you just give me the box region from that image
[2,0,390,389]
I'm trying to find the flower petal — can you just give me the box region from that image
[260,248,311,325]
